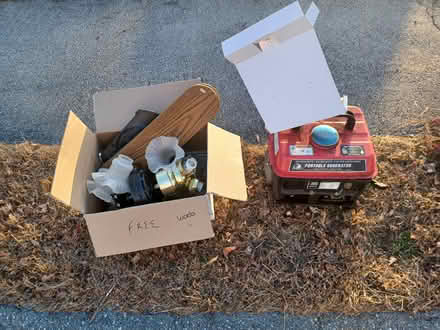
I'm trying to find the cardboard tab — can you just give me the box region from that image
[222,1,346,133]
[93,79,201,133]
[84,195,214,257]
[306,2,320,26]
[51,112,100,213]
[207,124,247,201]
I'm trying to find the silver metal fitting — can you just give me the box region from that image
[188,178,204,193]
[183,157,197,175]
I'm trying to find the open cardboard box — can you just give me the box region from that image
[51,79,247,257]
[222,1,346,133]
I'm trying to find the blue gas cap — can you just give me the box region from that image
[311,125,339,147]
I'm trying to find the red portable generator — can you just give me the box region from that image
[264,106,377,206]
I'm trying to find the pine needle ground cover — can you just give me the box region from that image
[1,121,440,315]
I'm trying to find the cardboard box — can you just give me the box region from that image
[51,79,247,257]
[222,1,346,133]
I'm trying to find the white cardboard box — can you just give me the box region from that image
[51,79,247,257]
[222,1,346,133]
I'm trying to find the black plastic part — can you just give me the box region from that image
[111,168,158,209]
[127,168,155,206]
[99,109,159,163]
[111,193,132,209]
[272,176,371,207]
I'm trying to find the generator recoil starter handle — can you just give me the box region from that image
[334,111,356,131]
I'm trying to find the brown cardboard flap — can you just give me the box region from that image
[51,112,100,213]
[84,195,214,257]
[207,124,247,201]
[93,79,201,133]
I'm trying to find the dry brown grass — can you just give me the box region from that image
[1,119,440,315]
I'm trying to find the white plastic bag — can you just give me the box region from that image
[87,155,134,203]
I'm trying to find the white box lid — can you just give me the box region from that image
[222,1,345,133]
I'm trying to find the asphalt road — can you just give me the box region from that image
[0,0,439,145]
[2,305,440,330]
[1,0,440,328]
